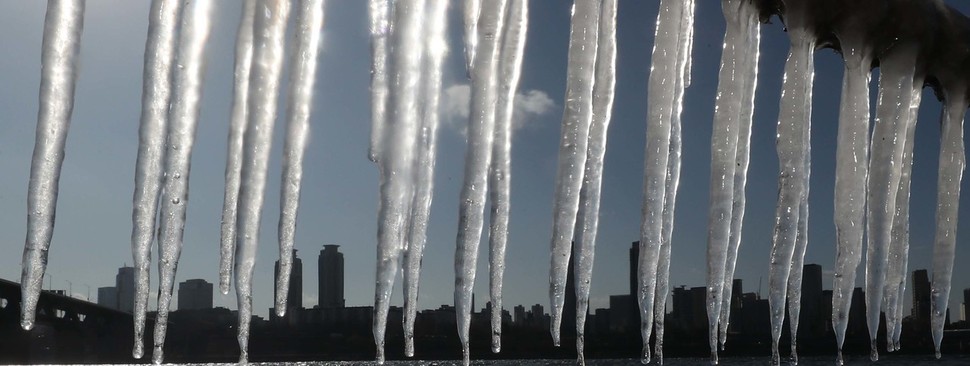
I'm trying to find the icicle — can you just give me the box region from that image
[130,0,180,359]
[219,0,257,296]
[487,0,527,355]
[931,91,967,359]
[150,0,215,363]
[884,78,922,352]
[638,1,691,362]
[654,1,695,364]
[718,3,760,350]
[275,0,325,316]
[455,0,506,363]
[374,0,425,363]
[865,45,918,362]
[704,0,748,361]
[830,33,872,365]
[574,0,615,363]
[19,0,86,333]
[653,3,693,364]
[367,0,391,162]
[402,0,447,357]
[767,28,814,366]
[462,0,481,74]
[234,0,290,362]
[785,24,817,362]
[549,0,601,348]
[786,179,809,365]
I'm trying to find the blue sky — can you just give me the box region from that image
[0,0,969,323]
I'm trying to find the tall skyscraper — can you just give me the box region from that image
[97,286,117,310]
[318,245,344,308]
[630,241,639,297]
[800,264,823,337]
[116,266,135,313]
[177,279,213,310]
[963,288,970,321]
[514,305,526,325]
[274,249,303,310]
[912,269,931,325]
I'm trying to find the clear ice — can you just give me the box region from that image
[130,0,181,359]
[455,0,506,363]
[151,0,215,363]
[573,0,616,363]
[549,0,601,348]
[219,0,257,295]
[367,0,391,163]
[234,0,290,362]
[20,0,86,333]
[403,0,447,357]
[275,0,326,317]
[487,0,527,354]
[767,25,814,366]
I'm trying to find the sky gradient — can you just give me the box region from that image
[1,0,969,323]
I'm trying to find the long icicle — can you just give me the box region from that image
[830,33,872,366]
[767,27,814,366]
[20,0,86,332]
[883,78,922,352]
[234,0,290,362]
[931,91,967,359]
[402,0,447,357]
[891,80,923,350]
[638,1,690,362]
[462,0,482,75]
[865,45,918,362]
[549,0,601,348]
[487,0,527,354]
[653,1,693,363]
[374,0,425,363]
[455,0,507,363]
[130,0,180,359]
[718,2,760,350]
[574,0,616,363]
[219,0,257,295]
[367,0,391,162]
[275,0,326,316]
[786,93,812,364]
[705,0,746,361]
[151,0,215,363]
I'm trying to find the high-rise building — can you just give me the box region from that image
[912,269,931,326]
[318,245,344,308]
[116,266,135,313]
[274,249,303,310]
[97,286,117,310]
[728,279,743,333]
[177,279,213,310]
[513,305,526,325]
[630,241,639,297]
[963,288,969,321]
[800,264,823,337]
[563,241,579,336]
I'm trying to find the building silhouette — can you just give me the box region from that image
[177,279,213,310]
[115,266,135,313]
[964,288,969,321]
[913,269,931,328]
[630,241,639,297]
[514,304,526,325]
[799,264,823,338]
[274,249,303,311]
[318,245,344,308]
[97,286,117,309]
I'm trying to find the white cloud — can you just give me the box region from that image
[441,83,557,136]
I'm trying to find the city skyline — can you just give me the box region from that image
[2,0,970,325]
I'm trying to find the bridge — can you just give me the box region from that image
[0,278,144,363]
